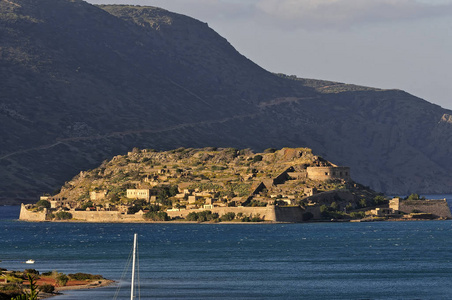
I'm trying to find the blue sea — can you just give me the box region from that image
[1,195,452,300]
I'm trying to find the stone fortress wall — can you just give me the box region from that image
[19,204,308,223]
[19,204,148,222]
[69,210,145,222]
[166,206,282,221]
[389,198,452,218]
[19,204,47,221]
[19,198,452,223]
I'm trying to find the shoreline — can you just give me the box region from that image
[39,279,115,299]
[15,217,452,224]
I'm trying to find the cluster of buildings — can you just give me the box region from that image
[38,165,354,215]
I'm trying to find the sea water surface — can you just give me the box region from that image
[1,197,452,300]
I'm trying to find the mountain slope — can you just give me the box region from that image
[0,0,451,202]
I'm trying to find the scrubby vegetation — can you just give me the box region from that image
[68,273,103,281]
[54,211,72,220]
[0,269,106,300]
[143,211,169,221]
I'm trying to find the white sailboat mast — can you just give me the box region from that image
[131,233,137,300]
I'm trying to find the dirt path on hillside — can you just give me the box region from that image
[0,111,261,160]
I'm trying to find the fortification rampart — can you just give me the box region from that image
[390,198,451,218]
[274,206,305,222]
[70,210,145,222]
[19,204,47,221]
[19,204,290,222]
[305,190,355,205]
[19,204,315,223]
[19,204,146,222]
[166,206,277,221]
[307,166,351,181]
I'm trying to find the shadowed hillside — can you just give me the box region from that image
[1,0,451,203]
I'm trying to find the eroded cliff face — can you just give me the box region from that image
[1,0,452,203]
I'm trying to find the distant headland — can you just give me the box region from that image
[19,147,451,223]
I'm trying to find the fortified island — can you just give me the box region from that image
[19,147,451,223]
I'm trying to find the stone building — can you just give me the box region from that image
[126,189,151,201]
[90,190,107,201]
[304,187,317,197]
[188,195,198,204]
[48,198,73,209]
[306,166,351,181]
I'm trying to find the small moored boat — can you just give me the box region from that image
[25,259,35,264]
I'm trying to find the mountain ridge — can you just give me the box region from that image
[0,0,451,203]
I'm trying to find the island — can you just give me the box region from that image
[19,147,451,223]
[0,268,112,300]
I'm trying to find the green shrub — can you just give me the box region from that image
[252,155,263,162]
[25,269,39,275]
[219,212,236,222]
[68,273,102,281]
[186,212,198,221]
[143,211,169,221]
[56,274,68,286]
[39,284,55,293]
[185,211,218,222]
[211,165,227,171]
[373,195,387,205]
[54,211,72,220]
[358,199,367,208]
[35,200,50,209]
[250,214,263,222]
[406,193,425,200]
[0,283,21,291]
[350,211,365,219]
[81,201,94,210]
[264,148,276,153]
[241,214,263,222]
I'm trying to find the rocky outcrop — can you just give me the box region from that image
[440,114,452,124]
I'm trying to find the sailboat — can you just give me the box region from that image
[114,233,139,300]
[130,233,137,300]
